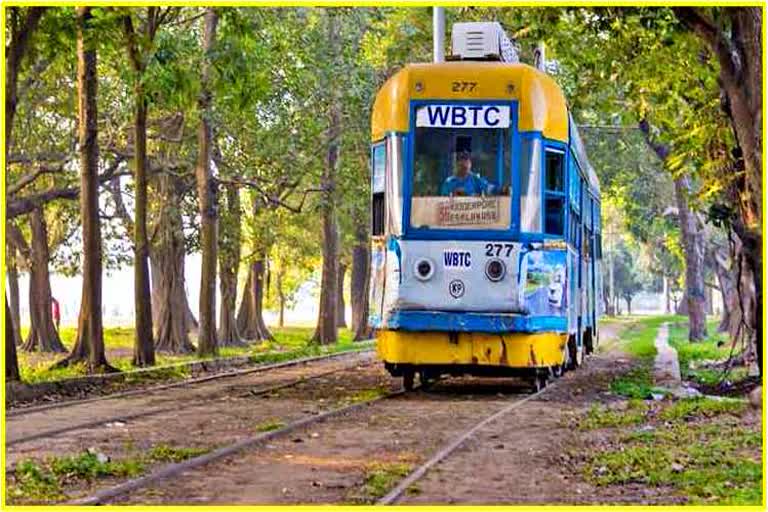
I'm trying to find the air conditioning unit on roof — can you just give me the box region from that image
[450,22,519,63]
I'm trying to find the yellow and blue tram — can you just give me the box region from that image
[368,24,602,390]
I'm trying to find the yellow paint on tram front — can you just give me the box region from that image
[377,330,567,368]
[371,61,569,142]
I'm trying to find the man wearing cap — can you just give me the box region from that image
[440,150,498,196]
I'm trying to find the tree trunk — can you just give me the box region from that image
[276,269,286,328]
[336,262,347,328]
[6,299,21,381]
[312,11,341,346]
[22,207,65,352]
[129,60,155,367]
[350,223,371,341]
[674,175,707,341]
[711,248,740,335]
[217,184,244,346]
[236,259,273,342]
[7,252,22,345]
[150,175,197,352]
[676,289,689,315]
[195,7,219,357]
[625,297,632,316]
[55,7,115,373]
[705,283,714,315]
[151,174,196,353]
[663,276,671,314]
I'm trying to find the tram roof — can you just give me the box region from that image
[371,61,599,197]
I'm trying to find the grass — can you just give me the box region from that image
[255,419,286,432]
[667,318,749,388]
[582,396,760,505]
[7,443,211,504]
[348,462,413,503]
[580,399,649,430]
[15,326,371,385]
[605,315,677,399]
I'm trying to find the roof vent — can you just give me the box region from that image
[450,22,519,63]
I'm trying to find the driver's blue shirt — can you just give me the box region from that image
[440,172,496,196]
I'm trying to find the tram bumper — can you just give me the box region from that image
[376,330,567,369]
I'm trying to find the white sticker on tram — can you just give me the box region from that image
[416,105,510,129]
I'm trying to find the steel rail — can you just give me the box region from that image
[7,362,373,447]
[66,385,413,505]
[7,347,374,417]
[377,380,557,505]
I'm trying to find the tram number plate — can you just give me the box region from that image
[452,81,477,92]
[484,243,514,257]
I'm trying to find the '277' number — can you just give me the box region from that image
[452,81,477,92]
[485,243,514,257]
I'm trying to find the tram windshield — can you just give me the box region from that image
[410,106,511,230]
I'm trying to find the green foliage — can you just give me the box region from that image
[146,443,209,463]
[666,319,748,387]
[610,367,654,399]
[7,443,210,504]
[659,397,746,422]
[617,315,675,360]
[350,462,413,503]
[584,397,761,504]
[580,400,649,429]
[255,420,286,432]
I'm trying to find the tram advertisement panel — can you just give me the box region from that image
[521,249,567,317]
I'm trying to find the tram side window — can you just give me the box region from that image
[371,143,386,236]
[544,150,565,236]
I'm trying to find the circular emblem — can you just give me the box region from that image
[448,279,465,298]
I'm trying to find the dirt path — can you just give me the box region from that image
[397,346,648,504]
[111,378,537,505]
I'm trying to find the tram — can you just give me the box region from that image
[368,22,602,390]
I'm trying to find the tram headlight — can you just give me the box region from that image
[414,258,435,281]
[485,258,506,282]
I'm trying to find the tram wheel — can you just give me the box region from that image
[403,369,415,391]
[419,370,434,390]
[584,328,594,355]
[567,335,580,371]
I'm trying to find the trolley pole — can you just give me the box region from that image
[433,7,445,63]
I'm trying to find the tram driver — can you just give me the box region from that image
[440,150,499,197]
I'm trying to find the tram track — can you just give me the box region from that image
[7,346,374,417]
[67,385,416,505]
[61,375,548,505]
[377,379,557,504]
[6,363,369,448]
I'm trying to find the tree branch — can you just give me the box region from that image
[7,163,65,196]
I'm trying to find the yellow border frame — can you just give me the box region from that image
[1,2,765,511]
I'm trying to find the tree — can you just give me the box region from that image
[5,7,47,374]
[312,9,343,345]
[673,7,762,372]
[6,300,22,381]
[19,208,66,352]
[194,7,219,357]
[614,239,647,315]
[638,121,708,340]
[122,8,171,367]
[55,6,115,373]
[217,183,245,346]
